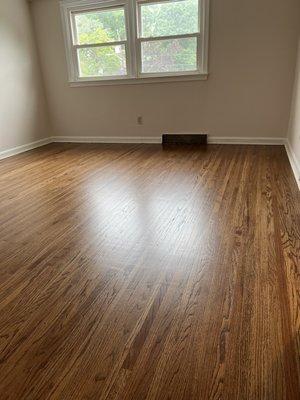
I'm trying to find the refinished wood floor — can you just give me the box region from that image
[0,143,299,400]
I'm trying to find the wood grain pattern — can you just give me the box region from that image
[0,143,299,400]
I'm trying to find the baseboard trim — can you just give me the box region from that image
[208,136,286,145]
[0,136,290,161]
[0,138,52,161]
[285,140,300,190]
[52,136,285,145]
[51,136,162,144]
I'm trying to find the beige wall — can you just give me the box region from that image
[288,38,300,183]
[31,0,300,140]
[0,0,50,152]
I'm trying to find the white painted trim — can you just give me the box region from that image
[163,134,286,145]
[0,136,295,164]
[70,73,208,86]
[0,138,52,161]
[285,140,300,190]
[208,136,286,145]
[52,135,286,145]
[60,0,210,84]
[51,135,162,143]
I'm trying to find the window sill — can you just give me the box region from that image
[68,73,208,87]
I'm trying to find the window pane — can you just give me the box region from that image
[141,37,197,73]
[140,0,199,38]
[74,8,126,45]
[78,45,127,77]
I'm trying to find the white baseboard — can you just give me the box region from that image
[0,138,52,161]
[51,136,162,144]
[285,140,300,190]
[0,135,290,162]
[208,136,286,145]
[52,135,285,145]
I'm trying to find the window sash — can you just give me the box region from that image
[137,34,200,77]
[136,0,201,39]
[60,0,209,83]
[135,0,201,77]
[76,43,129,78]
[71,6,127,45]
[70,3,133,78]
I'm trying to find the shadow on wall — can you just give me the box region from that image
[288,37,300,183]
[0,0,50,152]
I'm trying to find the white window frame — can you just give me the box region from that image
[60,0,209,86]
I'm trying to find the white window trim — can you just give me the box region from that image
[60,0,210,86]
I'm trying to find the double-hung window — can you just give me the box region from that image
[60,0,209,85]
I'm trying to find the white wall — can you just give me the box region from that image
[31,0,300,140]
[0,0,50,152]
[288,38,300,185]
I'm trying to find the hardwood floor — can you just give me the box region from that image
[0,143,299,400]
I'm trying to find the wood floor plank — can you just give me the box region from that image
[0,143,299,400]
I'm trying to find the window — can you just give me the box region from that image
[60,0,209,85]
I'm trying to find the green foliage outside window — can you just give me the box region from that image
[76,0,199,77]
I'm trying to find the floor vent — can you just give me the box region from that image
[162,134,207,145]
